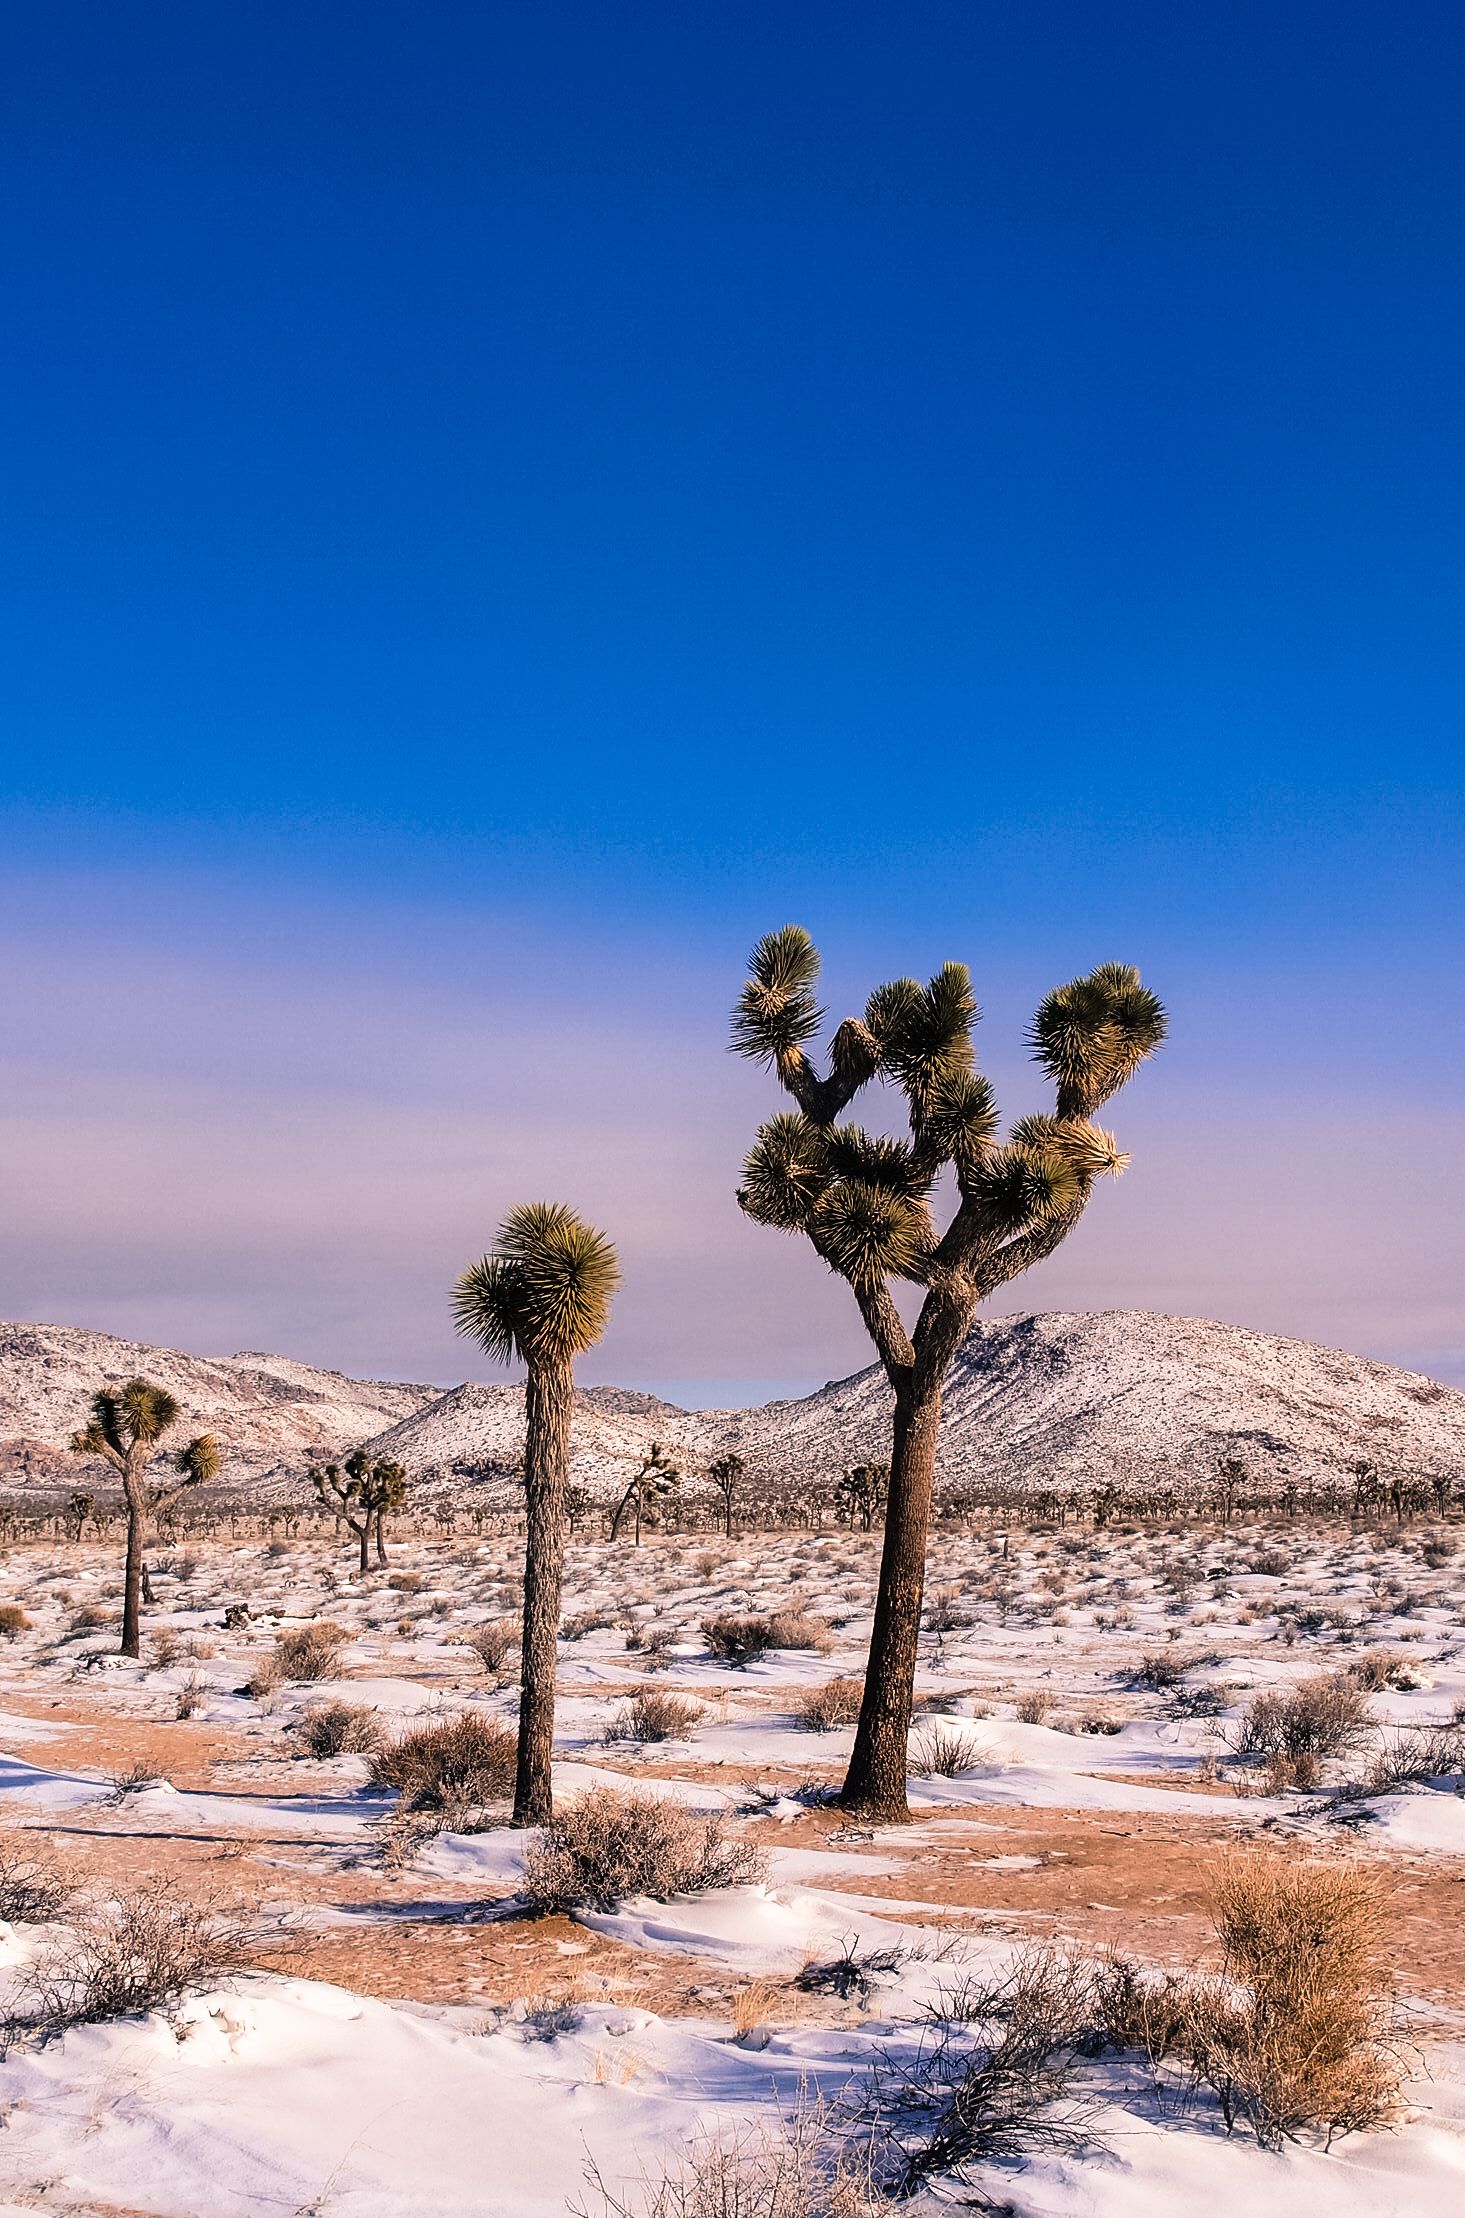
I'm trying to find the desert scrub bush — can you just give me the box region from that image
[0,1827,75,1922]
[797,1677,864,1732]
[703,1611,829,1666]
[0,1604,31,1639]
[387,1570,423,1592]
[923,1586,968,1633]
[521,1785,766,1913]
[370,1713,517,1812]
[1231,1672,1373,1787]
[909,1721,982,1777]
[64,1605,114,1639]
[859,1943,1098,2195]
[1,1882,257,2048]
[1126,1649,1189,1692]
[1349,1649,1429,1693]
[1014,1689,1051,1724]
[149,1627,181,1667]
[458,1619,519,1675]
[246,1620,348,1694]
[174,1670,208,1720]
[574,2112,878,2218]
[1347,1720,1465,1797]
[294,1699,386,1758]
[604,1689,703,1743]
[561,1609,614,1642]
[1186,1851,1401,2146]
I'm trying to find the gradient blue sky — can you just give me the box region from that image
[2,5,1462,1399]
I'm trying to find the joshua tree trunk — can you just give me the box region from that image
[841,1378,943,1817]
[357,1519,370,1576]
[374,1509,388,1565]
[514,1360,573,1825]
[121,1495,146,1660]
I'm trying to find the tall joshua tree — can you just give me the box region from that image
[69,1379,220,1658]
[312,1449,409,1575]
[452,1202,620,1825]
[733,926,1165,1819]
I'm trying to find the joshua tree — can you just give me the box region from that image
[610,1442,680,1545]
[69,1379,220,1657]
[311,1449,408,1575]
[835,1461,889,1532]
[64,1490,95,1542]
[706,1453,745,1539]
[733,925,1164,1819]
[452,1201,621,1825]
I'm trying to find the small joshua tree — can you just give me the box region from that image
[452,1202,621,1825]
[312,1450,409,1576]
[733,926,1164,1818]
[69,1380,220,1658]
[706,1453,745,1539]
[610,1443,680,1545]
[835,1461,889,1532]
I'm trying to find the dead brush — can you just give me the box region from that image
[909,1720,982,1778]
[856,1942,1100,2196]
[797,1677,864,1732]
[573,2108,879,2218]
[604,1689,703,1744]
[1230,1672,1373,1789]
[293,1699,386,1759]
[0,1881,259,2049]
[370,1713,517,1812]
[1185,1850,1402,2146]
[0,1827,75,1923]
[246,1620,348,1694]
[522,1784,767,1913]
[457,1619,520,1677]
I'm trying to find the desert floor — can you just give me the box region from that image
[0,1517,1462,2215]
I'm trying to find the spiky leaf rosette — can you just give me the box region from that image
[453,1201,620,1369]
[969,1141,1081,1233]
[176,1435,220,1486]
[811,1180,932,1288]
[920,1069,999,1175]
[824,1127,930,1199]
[873,964,978,1125]
[738,1113,831,1229]
[731,926,824,1070]
[1029,964,1167,1117]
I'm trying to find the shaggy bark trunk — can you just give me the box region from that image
[374,1510,388,1565]
[514,1359,573,1826]
[357,1521,370,1576]
[121,1493,146,1658]
[839,1378,943,1821]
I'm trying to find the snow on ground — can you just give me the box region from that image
[0,1517,1461,2214]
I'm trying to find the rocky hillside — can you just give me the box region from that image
[0,1321,439,1489]
[4,1311,1460,1508]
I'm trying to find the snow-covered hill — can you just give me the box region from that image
[3,1311,1461,1506]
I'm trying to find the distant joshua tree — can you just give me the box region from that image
[835,1461,889,1532]
[706,1453,745,1539]
[610,1442,680,1545]
[732,926,1164,1820]
[452,1202,621,1825]
[312,1449,409,1574]
[69,1379,219,1657]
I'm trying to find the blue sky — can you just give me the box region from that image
[2,5,1462,1397]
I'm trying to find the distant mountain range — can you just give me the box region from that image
[2,1311,1461,1508]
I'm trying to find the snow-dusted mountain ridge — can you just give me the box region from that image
[1,1311,1461,1504]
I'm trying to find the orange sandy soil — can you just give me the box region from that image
[6,1691,1462,2031]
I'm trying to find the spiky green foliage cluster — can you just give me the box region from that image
[313,1448,406,1517]
[69,1378,217,1504]
[452,1201,621,1370]
[733,930,1165,1305]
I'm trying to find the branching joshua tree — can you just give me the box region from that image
[732,926,1165,1818]
[312,1450,409,1575]
[452,1202,621,1825]
[706,1453,745,1539]
[610,1442,680,1545]
[69,1380,220,1658]
[835,1461,890,1532]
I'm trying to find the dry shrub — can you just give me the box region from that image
[0,1604,31,1638]
[459,1619,519,1676]
[0,1827,75,1923]
[766,1609,832,1654]
[522,1785,766,1913]
[247,1620,349,1694]
[575,2111,877,2218]
[174,1670,208,1720]
[1359,1720,1465,1793]
[1186,1851,1401,2146]
[862,1943,1097,2195]
[923,1587,968,1633]
[387,1570,423,1592]
[604,1689,703,1744]
[1232,1672,1372,1788]
[797,1678,863,1732]
[703,1614,776,1666]
[295,1699,386,1758]
[1014,1690,1050,1724]
[909,1721,982,1777]
[1,1882,257,2047]
[370,1713,517,1812]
